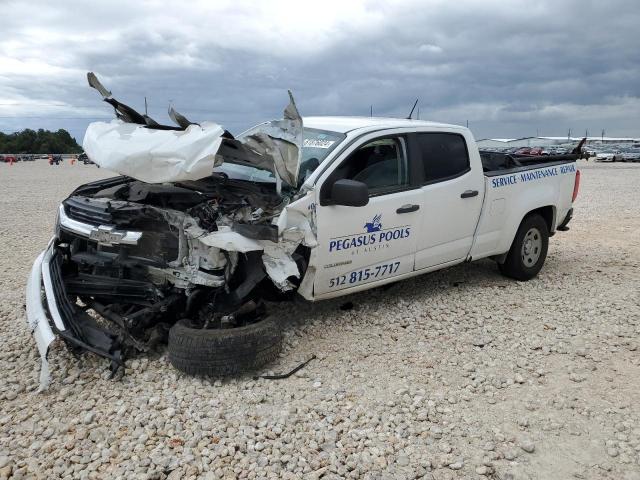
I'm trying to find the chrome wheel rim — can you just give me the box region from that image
[521,227,542,267]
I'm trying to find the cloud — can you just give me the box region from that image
[0,0,638,141]
[418,44,443,54]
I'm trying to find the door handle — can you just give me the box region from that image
[461,190,479,198]
[396,204,419,214]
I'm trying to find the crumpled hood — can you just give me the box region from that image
[82,91,303,187]
[83,121,226,184]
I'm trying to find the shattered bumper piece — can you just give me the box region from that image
[26,246,56,391]
[25,240,123,390]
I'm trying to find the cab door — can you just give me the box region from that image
[313,134,422,297]
[412,131,485,269]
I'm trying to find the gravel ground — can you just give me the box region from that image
[1,160,639,480]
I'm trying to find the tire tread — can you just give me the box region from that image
[168,317,282,376]
[498,213,549,281]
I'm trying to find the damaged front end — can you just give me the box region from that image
[26,73,317,387]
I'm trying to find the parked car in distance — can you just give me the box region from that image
[78,152,95,165]
[514,147,531,155]
[619,151,640,162]
[595,151,620,162]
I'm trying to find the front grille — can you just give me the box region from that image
[64,196,113,226]
[61,195,180,268]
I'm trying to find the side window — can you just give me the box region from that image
[417,133,470,183]
[331,137,409,195]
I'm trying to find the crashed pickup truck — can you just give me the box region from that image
[26,73,582,387]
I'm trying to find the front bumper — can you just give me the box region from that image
[26,243,57,391]
[26,239,123,390]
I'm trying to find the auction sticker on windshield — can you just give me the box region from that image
[303,139,335,149]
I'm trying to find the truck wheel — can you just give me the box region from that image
[498,214,549,281]
[168,317,282,376]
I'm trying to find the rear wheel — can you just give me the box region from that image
[498,214,549,281]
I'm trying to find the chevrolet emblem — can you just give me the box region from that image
[88,226,127,245]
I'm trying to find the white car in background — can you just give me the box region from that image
[595,151,619,162]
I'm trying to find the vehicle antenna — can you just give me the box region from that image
[144,97,148,116]
[406,98,419,119]
[370,105,373,117]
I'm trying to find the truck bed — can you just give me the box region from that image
[480,150,580,176]
[470,154,578,262]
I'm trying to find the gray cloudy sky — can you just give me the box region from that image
[1,0,639,142]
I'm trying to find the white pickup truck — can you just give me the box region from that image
[26,77,581,384]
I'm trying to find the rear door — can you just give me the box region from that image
[314,133,422,296]
[412,131,485,270]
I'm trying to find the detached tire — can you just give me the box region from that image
[168,317,282,376]
[498,214,549,281]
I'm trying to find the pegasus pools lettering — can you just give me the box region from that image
[491,163,576,188]
[329,214,411,253]
[329,228,411,253]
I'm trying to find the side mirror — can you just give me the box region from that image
[330,179,369,207]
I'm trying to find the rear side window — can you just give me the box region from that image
[417,133,470,183]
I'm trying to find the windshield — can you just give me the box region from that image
[214,127,345,186]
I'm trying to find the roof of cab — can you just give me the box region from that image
[302,116,463,134]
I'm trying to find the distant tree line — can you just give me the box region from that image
[0,128,82,154]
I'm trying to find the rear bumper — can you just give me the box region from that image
[557,207,573,232]
[26,239,123,390]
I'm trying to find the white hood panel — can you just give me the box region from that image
[82,92,303,187]
[83,120,226,184]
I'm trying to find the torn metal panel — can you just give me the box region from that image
[238,91,303,187]
[25,249,55,392]
[194,227,264,253]
[83,73,304,187]
[279,193,319,299]
[232,223,279,242]
[83,120,225,183]
[168,105,198,129]
[88,72,180,129]
[261,244,300,291]
[276,192,318,248]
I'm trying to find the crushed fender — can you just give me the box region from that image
[26,73,320,387]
